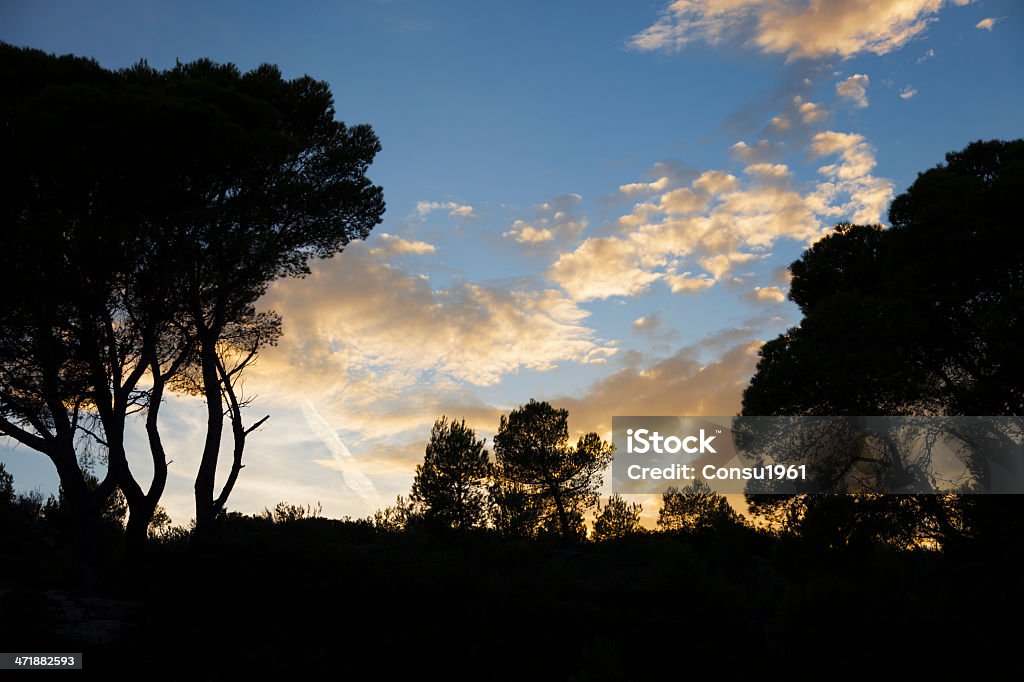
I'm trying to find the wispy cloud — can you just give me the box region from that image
[369,233,436,256]
[302,400,380,508]
[836,74,870,108]
[416,200,475,218]
[620,177,670,195]
[504,221,555,243]
[975,17,1000,31]
[504,193,588,246]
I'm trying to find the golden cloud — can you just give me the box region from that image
[630,0,962,60]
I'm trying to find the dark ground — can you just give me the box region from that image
[3,513,1023,681]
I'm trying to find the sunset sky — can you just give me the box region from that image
[1,0,1021,525]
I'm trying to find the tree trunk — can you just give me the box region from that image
[124,369,171,554]
[51,441,103,589]
[542,469,571,539]
[193,337,224,544]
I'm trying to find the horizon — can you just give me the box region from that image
[1,0,1022,527]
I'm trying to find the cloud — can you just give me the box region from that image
[667,271,717,293]
[368,233,436,256]
[699,252,761,279]
[899,86,918,99]
[628,0,965,60]
[809,131,893,224]
[769,265,793,287]
[836,74,870,108]
[732,139,785,162]
[693,170,739,195]
[916,48,936,62]
[505,193,588,246]
[632,313,664,334]
[744,163,791,180]
[255,240,617,403]
[537,193,584,212]
[301,400,379,507]
[548,236,665,300]
[751,286,787,302]
[416,200,476,218]
[659,187,710,215]
[503,220,555,243]
[631,311,680,343]
[794,96,828,124]
[620,177,670,194]
[553,331,767,524]
[558,333,765,439]
[975,17,999,31]
[548,120,893,303]
[548,169,822,301]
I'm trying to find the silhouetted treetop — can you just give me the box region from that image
[410,417,491,531]
[492,399,612,539]
[744,139,1024,418]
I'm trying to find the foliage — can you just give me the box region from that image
[0,42,385,548]
[657,480,739,532]
[488,479,544,538]
[741,139,1024,546]
[592,494,644,541]
[372,495,418,533]
[146,505,184,541]
[745,139,1024,418]
[0,462,12,507]
[410,417,491,531]
[262,501,324,524]
[492,400,613,539]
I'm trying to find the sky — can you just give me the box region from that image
[1,0,1022,526]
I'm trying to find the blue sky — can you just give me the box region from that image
[2,0,1022,524]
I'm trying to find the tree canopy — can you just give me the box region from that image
[740,139,1024,545]
[657,481,738,533]
[592,494,644,541]
[0,43,384,550]
[410,417,491,531]
[745,139,1024,419]
[492,399,613,539]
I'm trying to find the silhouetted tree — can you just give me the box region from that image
[0,43,385,549]
[410,417,491,531]
[372,495,417,533]
[262,501,323,523]
[0,43,132,561]
[741,139,1024,546]
[657,480,738,532]
[0,463,13,508]
[489,480,543,538]
[592,494,643,541]
[492,400,612,539]
[136,58,384,541]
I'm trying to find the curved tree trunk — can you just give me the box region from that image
[193,336,224,545]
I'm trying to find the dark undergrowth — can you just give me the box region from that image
[3,508,1023,680]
